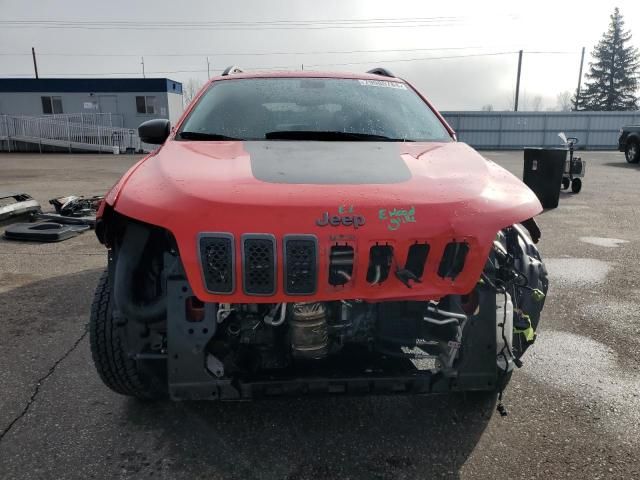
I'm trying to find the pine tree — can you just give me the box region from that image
[575,8,639,111]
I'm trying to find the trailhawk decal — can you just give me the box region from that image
[358,79,407,89]
[379,206,416,231]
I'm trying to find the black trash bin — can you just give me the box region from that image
[523,148,566,209]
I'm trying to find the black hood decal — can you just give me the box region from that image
[246,141,412,184]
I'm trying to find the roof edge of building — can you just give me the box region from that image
[0,77,183,94]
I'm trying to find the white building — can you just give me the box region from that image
[0,77,183,130]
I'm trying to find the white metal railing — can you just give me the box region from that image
[46,112,124,128]
[0,114,152,153]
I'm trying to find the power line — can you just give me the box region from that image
[526,50,580,55]
[0,16,463,26]
[0,15,461,23]
[0,17,470,31]
[0,51,521,77]
[0,46,491,58]
[306,51,519,68]
[0,48,581,59]
[0,23,463,31]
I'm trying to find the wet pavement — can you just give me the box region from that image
[0,151,639,479]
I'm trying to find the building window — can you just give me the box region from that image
[136,96,156,114]
[41,96,63,114]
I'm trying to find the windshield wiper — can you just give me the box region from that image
[264,131,413,142]
[177,131,241,141]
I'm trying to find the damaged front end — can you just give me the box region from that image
[95,211,547,401]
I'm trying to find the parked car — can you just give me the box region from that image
[618,124,640,163]
[90,67,548,402]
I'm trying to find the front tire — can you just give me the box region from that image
[89,270,166,400]
[625,140,640,164]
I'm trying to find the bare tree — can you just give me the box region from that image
[502,90,515,111]
[481,104,494,111]
[531,95,544,111]
[556,91,573,111]
[183,78,205,107]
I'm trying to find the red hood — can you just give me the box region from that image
[112,140,542,302]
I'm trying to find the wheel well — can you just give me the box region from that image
[627,134,640,146]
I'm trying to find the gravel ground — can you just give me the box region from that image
[0,150,639,480]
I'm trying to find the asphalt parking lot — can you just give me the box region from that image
[0,150,639,480]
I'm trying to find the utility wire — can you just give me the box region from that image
[0,23,463,31]
[0,16,461,23]
[0,17,470,31]
[0,51,520,77]
[0,48,579,59]
[0,46,491,58]
[0,16,463,26]
[306,51,518,68]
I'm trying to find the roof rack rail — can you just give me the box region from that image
[366,68,395,78]
[222,65,244,76]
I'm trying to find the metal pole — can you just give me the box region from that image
[31,47,39,79]
[574,47,586,110]
[37,119,42,154]
[67,117,71,152]
[4,115,11,153]
[141,56,145,78]
[514,50,523,112]
[207,57,210,78]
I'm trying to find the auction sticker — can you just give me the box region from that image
[358,79,407,89]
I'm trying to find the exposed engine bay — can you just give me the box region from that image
[100,214,547,401]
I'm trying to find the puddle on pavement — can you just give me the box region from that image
[580,237,628,248]
[580,299,640,337]
[525,330,640,443]
[544,257,611,286]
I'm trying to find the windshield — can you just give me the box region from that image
[177,77,452,142]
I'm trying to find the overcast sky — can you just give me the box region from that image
[0,0,639,110]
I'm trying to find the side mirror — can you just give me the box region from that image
[138,119,171,144]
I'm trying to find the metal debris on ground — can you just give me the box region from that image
[2,193,102,242]
[35,212,96,228]
[3,222,90,242]
[49,195,103,218]
[0,192,41,222]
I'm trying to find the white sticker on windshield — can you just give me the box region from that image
[358,79,407,89]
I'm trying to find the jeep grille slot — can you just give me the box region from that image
[329,245,354,286]
[366,245,393,284]
[200,234,234,294]
[242,235,276,295]
[284,236,317,295]
[437,242,469,279]
[404,243,430,279]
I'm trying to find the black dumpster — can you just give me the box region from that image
[523,148,566,209]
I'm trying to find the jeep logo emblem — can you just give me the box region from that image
[316,211,365,229]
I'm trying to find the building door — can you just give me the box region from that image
[96,95,121,126]
[98,95,118,114]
